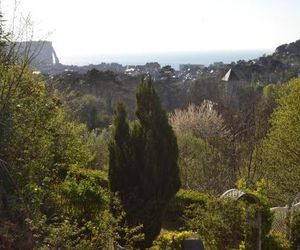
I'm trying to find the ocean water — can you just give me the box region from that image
[62,50,272,70]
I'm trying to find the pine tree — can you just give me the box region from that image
[136,76,180,197]
[109,102,132,198]
[135,76,180,247]
[109,77,180,248]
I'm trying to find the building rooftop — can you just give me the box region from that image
[222,68,239,81]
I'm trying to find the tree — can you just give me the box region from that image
[0,56,110,248]
[109,101,134,198]
[176,133,231,194]
[0,10,117,249]
[259,78,300,205]
[135,76,181,247]
[254,84,278,140]
[241,84,279,186]
[109,77,180,248]
[86,128,111,170]
[69,94,110,130]
[170,101,233,192]
[189,76,222,105]
[170,101,231,146]
[159,65,175,79]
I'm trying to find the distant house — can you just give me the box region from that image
[222,68,240,82]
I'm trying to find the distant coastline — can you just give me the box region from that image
[60,50,272,69]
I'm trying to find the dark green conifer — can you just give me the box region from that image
[108,101,131,197]
[134,76,180,247]
[109,77,180,248]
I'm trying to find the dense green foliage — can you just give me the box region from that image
[163,189,210,230]
[109,77,180,248]
[258,78,300,204]
[291,210,300,249]
[175,126,231,194]
[185,197,245,249]
[184,192,274,249]
[152,230,193,250]
[0,64,119,248]
[71,94,109,130]
[0,23,120,248]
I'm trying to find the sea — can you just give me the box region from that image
[62,50,272,70]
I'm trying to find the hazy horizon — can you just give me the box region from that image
[61,49,272,69]
[1,0,300,62]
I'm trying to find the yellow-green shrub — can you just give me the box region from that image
[152,231,193,250]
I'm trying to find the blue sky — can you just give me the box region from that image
[2,0,300,59]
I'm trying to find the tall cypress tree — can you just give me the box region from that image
[135,76,180,247]
[109,102,132,198]
[109,77,180,248]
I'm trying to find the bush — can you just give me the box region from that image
[235,179,274,249]
[60,165,109,219]
[86,128,111,170]
[35,212,117,250]
[163,189,210,230]
[182,187,274,250]
[152,231,193,250]
[176,133,231,194]
[185,197,245,249]
[291,209,300,249]
[262,233,291,250]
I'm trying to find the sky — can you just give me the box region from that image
[1,0,300,62]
